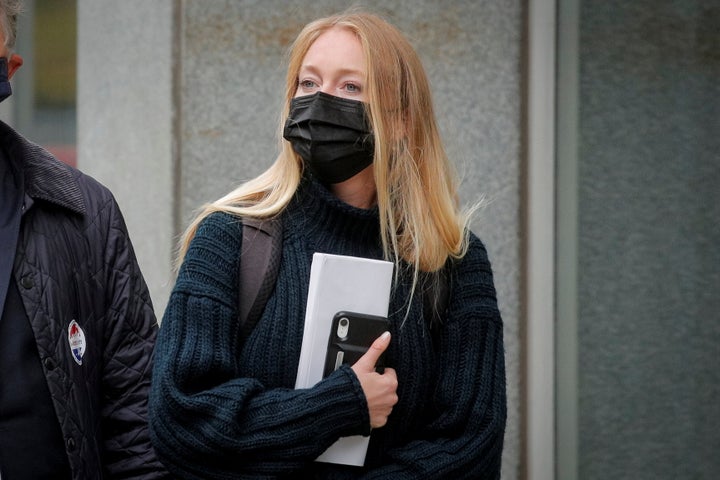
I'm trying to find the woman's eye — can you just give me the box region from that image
[299,79,317,89]
[345,83,361,93]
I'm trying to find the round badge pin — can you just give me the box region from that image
[68,320,86,365]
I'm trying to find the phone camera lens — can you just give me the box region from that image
[336,316,350,340]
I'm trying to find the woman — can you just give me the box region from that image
[149,10,506,479]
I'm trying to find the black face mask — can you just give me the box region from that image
[0,58,12,103]
[283,92,374,184]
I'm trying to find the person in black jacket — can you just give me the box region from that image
[0,1,168,478]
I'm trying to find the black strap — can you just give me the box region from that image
[239,216,282,338]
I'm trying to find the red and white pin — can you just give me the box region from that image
[68,320,86,365]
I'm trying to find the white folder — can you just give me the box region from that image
[295,252,394,466]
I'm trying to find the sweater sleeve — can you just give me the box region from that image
[148,212,372,479]
[363,234,507,479]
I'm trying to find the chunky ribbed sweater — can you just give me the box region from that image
[149,176,506,479]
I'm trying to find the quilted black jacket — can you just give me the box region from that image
[1,120,169,479]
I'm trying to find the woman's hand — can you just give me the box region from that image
[351,332,399,428]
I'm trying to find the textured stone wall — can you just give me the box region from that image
[576,0,720,477]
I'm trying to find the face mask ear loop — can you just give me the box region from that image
[0,57,12,103]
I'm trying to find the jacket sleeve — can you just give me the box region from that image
[98,195,170,479]
[364,234,507,479]
[148,212,373,479]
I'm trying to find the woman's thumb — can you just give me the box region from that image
[354,331,391,372]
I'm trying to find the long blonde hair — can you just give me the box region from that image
[177,11,470,275]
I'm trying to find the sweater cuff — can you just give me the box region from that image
[310,364,371,438]
[338,364,372,436]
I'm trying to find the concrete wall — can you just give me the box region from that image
[78,1,176,315]
[78,1,523,477]
[573,0,720,477]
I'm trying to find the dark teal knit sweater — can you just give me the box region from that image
[149,176,506,479]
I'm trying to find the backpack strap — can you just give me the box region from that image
[238,216,282,338]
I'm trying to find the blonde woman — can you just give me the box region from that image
[149,10,506,479]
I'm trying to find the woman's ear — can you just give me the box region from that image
[8,53,23,79]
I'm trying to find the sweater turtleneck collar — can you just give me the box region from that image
[285,172,382,258]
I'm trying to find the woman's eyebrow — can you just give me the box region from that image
[299,64,364,78]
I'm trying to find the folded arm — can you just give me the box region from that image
[148,212,372,479]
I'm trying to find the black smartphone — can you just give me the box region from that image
[323,311,390,377]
